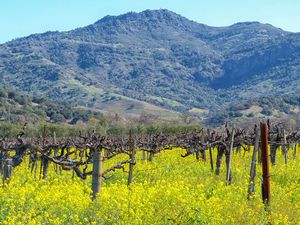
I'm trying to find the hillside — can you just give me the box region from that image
[0,9,300,125]
[0,88,104,124]
[207,95,300,126]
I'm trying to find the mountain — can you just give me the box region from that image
[0,9,300,125]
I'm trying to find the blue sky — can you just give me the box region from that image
[0,0,299,44]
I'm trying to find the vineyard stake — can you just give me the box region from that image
[258,146,262,164]
[42,157,49,179]
[270,126,280,165]
[195,150,200,161]
[53,131,56,144]
[39,158,43,180]
[226,128,235,185]
[149,151,154,162]
[260,123,271,206]
[207,129,214,171]
[42,125,46,147]
[248,125,260,198]
[40,125,48,179]
[92,147,103,200]
[2,158,12,184]
[215,145,224,175]
[53,132,59,174]
[283,129,288,165]
[127,130,136,186]
[200,133,206,161]
[209,146,214,172]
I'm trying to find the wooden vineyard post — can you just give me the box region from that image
[270,143,277,165]
[2,158,13,184]
[207,129,214,171]
[258,145,262,164]
[42,157,49,179]
[200,132,206,161]
[42,125,46,147]
[209,147,214,172]
[293,144,297,159]
[248,125,260,198]
[226,128,235,185]
[53,131,56,144]
[149,151,154,162]
[283,129,288,165]
[148,135,154,162]
[260,123,271,206]
[215,146,224,175]
[142,149,146,161]
[195,150,200,161]
[0,153,2,175]
[143,135,149,161]
[270,127,279,166]
[53,132,59,174]
[8,105,11,123]
[92,147,103,200]
[42,125,49,179]
[127,129,136,186]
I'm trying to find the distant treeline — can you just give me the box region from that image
[0,87,104,124]
[207,95,300,126]
[0,122,202,138]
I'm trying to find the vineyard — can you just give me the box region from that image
[1,121,300,224]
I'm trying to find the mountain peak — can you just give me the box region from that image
[230,21,285,33]
[90,9,208,36]
[139,9,183,18]
[94,9,192,26]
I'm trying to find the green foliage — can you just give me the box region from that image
[0,89,8,98]
[207,95,300,126]
[0,87,105,125]
[0,122,20,138]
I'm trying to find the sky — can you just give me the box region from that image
[0,0,299,44]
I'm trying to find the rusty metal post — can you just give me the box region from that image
[260,123,271,205]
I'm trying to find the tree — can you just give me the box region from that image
[0,89,8,98]
[51,113,66,123]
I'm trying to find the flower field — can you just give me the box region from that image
[0,148,300,224]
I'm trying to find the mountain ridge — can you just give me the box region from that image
[1,9,300,125]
